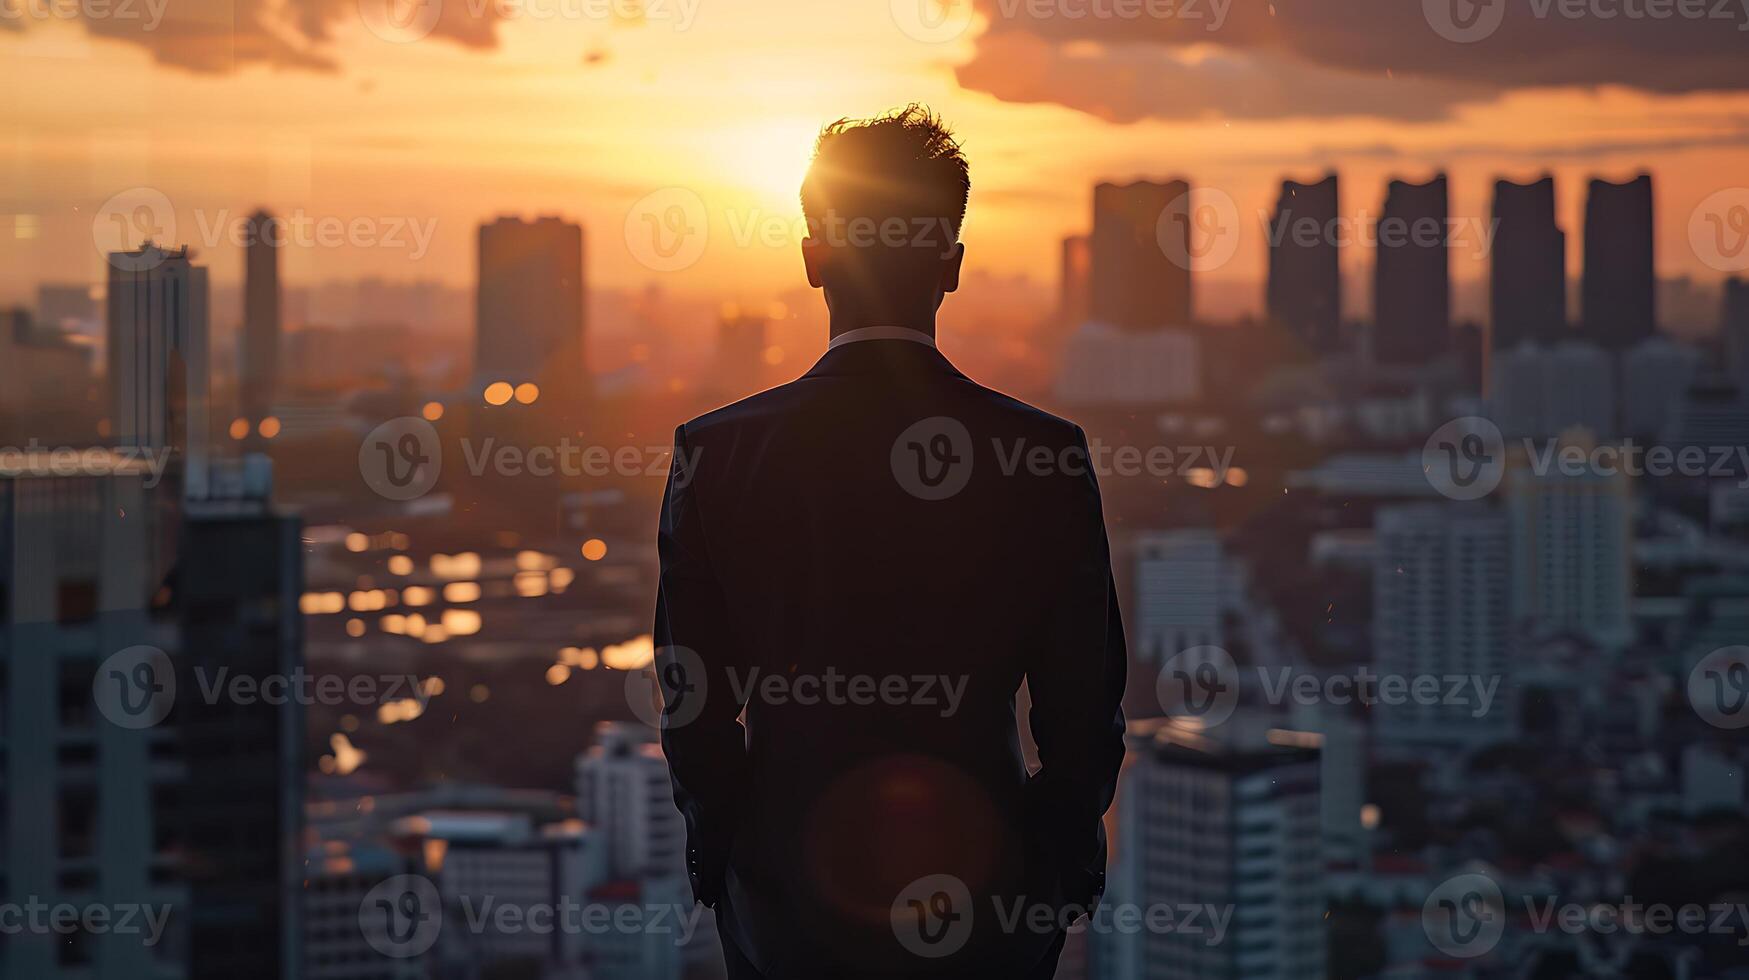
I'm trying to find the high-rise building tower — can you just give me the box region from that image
[1372,175,1450,365]
[1102,724,1324,980]
[1582,174,1655,349]
[1266,174,1341,352]
[1373,503,1514,749]
[1723,277,1749,392]
[1089,181,1192,329]
[1491,176,1567,352]
[474,216,586,396]
[240,209,282,425]
[106,244,211,498]
[1059,234,1091,329]
[1506,438,1634,649]
[575,723,685,880]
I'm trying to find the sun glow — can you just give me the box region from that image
[710,118,821,204]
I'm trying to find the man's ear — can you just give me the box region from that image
[802,237,824,289]
[940,242,965,294]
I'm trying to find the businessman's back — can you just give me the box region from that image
[653,107,1126,980]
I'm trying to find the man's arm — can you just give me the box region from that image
[1025,426,1127,911]
[654,424,750,907]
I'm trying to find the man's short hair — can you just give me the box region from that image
[800,105,970,251]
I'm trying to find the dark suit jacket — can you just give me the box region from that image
[653,338,1126,978]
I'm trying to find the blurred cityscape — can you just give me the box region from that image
[3,164,1749,980]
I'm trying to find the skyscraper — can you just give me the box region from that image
[1723,277,1749,392]
[1059,234,1091,328]
[1582,174,1656,349]
[241,209,282,426]
[475,215,587,396]
[1373,503,1513,749]
[1372,175,1450,365]
[1266,174,1340,352]
[575,722,685,881]
[1491,176,1567,351]
[1089,181,1192,329]
[1506,437,1634,650]
[107,244,211,498]
[1102,724,1324,980]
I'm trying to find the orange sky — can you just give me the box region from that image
[3,0,1747,313]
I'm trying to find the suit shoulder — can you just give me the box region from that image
[676,378,815,441]
[960,381,1085,445]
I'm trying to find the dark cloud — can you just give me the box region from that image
[960,0,1749,122]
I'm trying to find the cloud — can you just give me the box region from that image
[958,0,1749,122]
[62,0,503,73]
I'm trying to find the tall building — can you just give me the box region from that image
[1373,503,1514,749]
[1059,234,1092,329]
[107,244,211,498]
[1266,174,1341,352]
[1133,529,1237,661]
[240,209,282,426]
[1490,176,1567,352]
[1582,174,1656,349]
[1620,335,1700,437]
[1090,180,1192,329]
[475,215,587,397]
[1723,277,1749,393]
[1489,341,1616,440]
[575,722,685,880]
[1506,439,1634,649]
[1102,724,1324,980]
[1372,175,1450,365]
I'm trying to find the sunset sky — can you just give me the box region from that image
[3,0,1748,313]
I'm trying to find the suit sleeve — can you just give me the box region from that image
[1024,425,1127,911]
[654,424,750,907]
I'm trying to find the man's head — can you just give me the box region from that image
[800,105,969,329]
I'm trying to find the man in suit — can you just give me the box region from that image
[654,105,1127,980]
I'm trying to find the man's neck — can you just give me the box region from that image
[826,314,936,344]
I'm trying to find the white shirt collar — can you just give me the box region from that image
[827,325,938,351]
